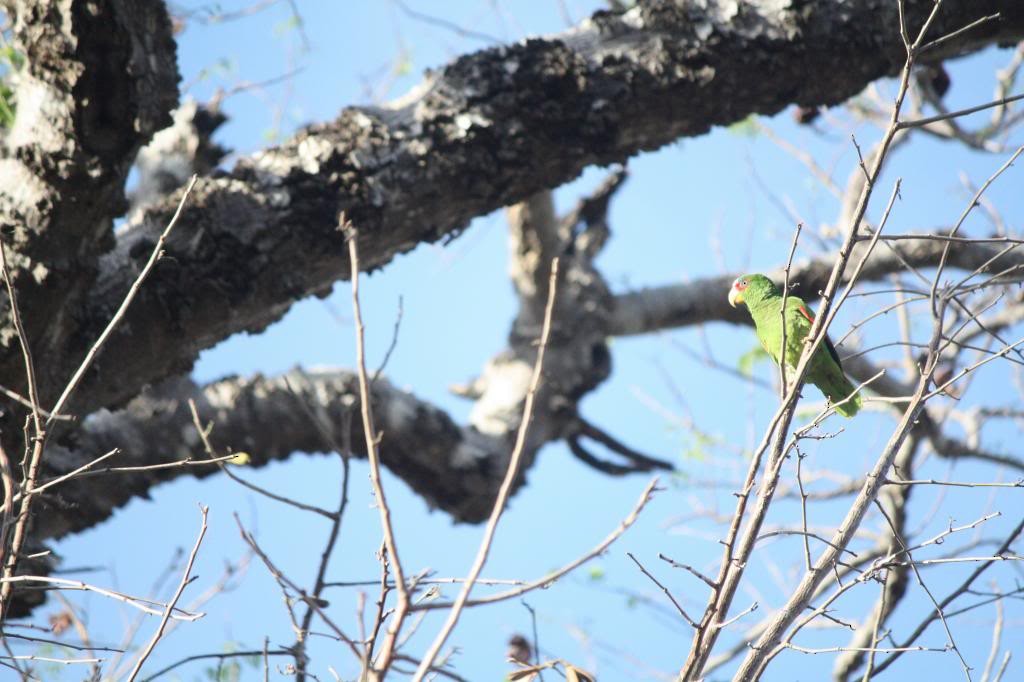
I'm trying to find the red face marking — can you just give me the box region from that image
[797,305,815,323]
[733,278,749,292]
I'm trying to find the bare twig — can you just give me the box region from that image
[1,175,198,634]
[929,146,1024,315]
[626,552,698,628]
[125,504,209,681]
[295,405,353,682]
[139,648,293,682]
[658,554,716,590]
[346,218,410,677]
[413,477,659,611]
[234,516,362,658]
[0,575,203,620]
[0,237,44,621]
[897,93,1024,130]
[189,400,336,519]
[413,258,561,680]
[980,584,1003,682]
[860,566,892,682]
[870,515,1024,676]
[48,175,199,425]
[873,500,971,679]
[778,221,803,397]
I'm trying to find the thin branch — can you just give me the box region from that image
[0,576,203,621]
[295,404,353,682]
[778,221,803,397]
[626,552,698,628]
[795,446,812,571]
[860,565,892,682]
[139,649,293,682]
[929,145,1024,315]
[413,258,561,679]
[918,13,1000,55]
[234,516,362,659]
[657,554,716,590]
[0,236,43,621]
[573,417,674,472]
[0,246,41,430]
[871,515,1024,676]
[886,478,1024,489]
[125,504,209,681]
[188,400,337,520]
[48,175,199,425]
[874,500,971,679]
[784,643,944,655]
[22,449,119,496]
[347,217,411,678]
[392,0,501,44]
[897,93,1024,130]
[411,477,659,611]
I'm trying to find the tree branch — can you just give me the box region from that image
[609,236,1024,337]
[0,0,178,401]
[14,0,1021,420]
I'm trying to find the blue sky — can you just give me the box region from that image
[43,2,1024,680]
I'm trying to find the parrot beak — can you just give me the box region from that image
[728,286,743,308]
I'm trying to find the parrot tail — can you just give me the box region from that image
[822,375,862,418]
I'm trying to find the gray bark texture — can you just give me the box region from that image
[1,0,1023,549]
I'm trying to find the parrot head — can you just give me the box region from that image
[728,273,778,308]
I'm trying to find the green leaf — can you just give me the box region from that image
[194,57,237,84]
[227,451,251,465]
[682,441,706,461]
[727,114,759,137]
[0,45,21,129]
[393,52,414,77]
[0,45,24,70]
[682,432,716,461]
[274,15,300,37]
[0,85,15,129]
[737,345,770,377]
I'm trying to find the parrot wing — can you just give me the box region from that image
[792,301,844,370]
[790,299,862,417]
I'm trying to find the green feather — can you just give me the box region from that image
[732,274,862,418]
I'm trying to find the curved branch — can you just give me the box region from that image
[35,176,641,539]
[36,369,497,538]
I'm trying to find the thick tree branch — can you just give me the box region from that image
[34,175,631,538]
[128,100,228,219]
[16,0,1022,420]
[31,237,1024,540]
[36,370,488,538]
[0,0,178,400]
[609,236,1024,336]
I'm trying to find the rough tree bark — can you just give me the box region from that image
[0,0,178,397]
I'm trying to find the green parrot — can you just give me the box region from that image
[728,274,862,418]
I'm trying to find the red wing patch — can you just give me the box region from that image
[796,303,844,368]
